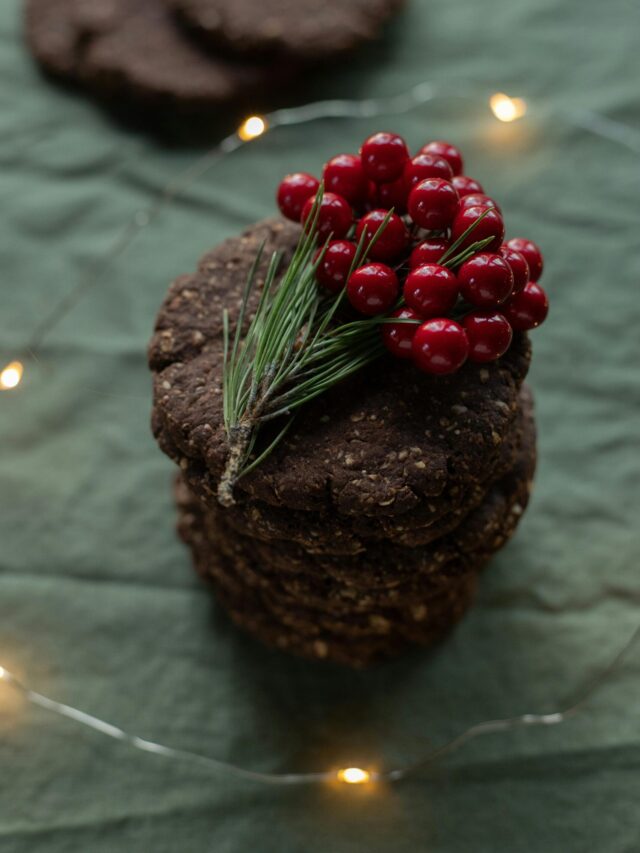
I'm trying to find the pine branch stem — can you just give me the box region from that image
[217,421,254,507]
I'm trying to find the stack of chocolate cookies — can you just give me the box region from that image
[24,0,404,125]
[149,218,536,667]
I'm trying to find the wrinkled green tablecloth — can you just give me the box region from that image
[1,0,639,850]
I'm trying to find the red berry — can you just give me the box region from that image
[458,253,513,307]
[408,178,459,231]
[323,154,368,206]
[404,264,459,318]
[404,153,453,189]
[412,318,469,375]
[360,132,409,183]
[450,205,505,252]
[409,238,450,269]
[356,209,409,261]
[277,172,320,221]
[505,237,544,281]
[301,192,352,240]
[459,193,502,214]
[452,175,484,198]
[376,177,409,214]
[503,281,549,330]
[347,263,399,316]
[499,245,529,293]
[463,311,513,362]
[381,307,421,359]
[420,141,464,176]
[314,240,357,293]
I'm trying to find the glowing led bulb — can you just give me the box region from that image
[337,767,371,785]
[238,116,267,141]
[490,93,527,123]
[0,666,5,680]
[0,361,23,390]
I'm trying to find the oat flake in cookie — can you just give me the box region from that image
[148,132,549,665]
[170,0,405,60]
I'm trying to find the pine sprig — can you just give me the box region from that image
[218,196,490,506]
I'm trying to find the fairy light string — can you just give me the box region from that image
[2,81,639,790]
[0,623,638,787]
[3,83,639,391]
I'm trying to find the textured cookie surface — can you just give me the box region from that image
[177,416,535,610]
[186,536,479,667]
[149,217,532,519]
[171,385,533,554]
[25,0,289,111]
[170,0,404,60]
[176,438,534,667]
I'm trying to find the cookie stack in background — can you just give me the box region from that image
[149,218,537,667]
[24,0,405,133]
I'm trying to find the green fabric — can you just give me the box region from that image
[1,0,640,850]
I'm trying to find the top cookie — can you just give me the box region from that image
[25,0,291,113]
[170,0,404,60]
[149,217,531,518]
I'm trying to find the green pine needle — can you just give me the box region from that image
[218,191,490,506]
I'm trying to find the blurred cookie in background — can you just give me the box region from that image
[24,0,406,139]
[169,0,405,60]
[24,0,294,118]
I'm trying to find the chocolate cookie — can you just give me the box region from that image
[200,552,477,667]
[169,0,405,61]
[177,420,535,665]
[213,554,477,642]
[149,218,532,522]
[171,384,533,554]
[177,421,535,614]
[213,582,419,668]
[24,0,291,114]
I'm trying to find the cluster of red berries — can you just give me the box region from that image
[276,132,548,375]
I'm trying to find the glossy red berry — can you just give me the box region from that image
[505,237,544,281]
[463,311,513,362]
[458,253,514,307]
[376,177,409,214]
[459,193,502,214]
[314,240,357,293]
[404,264,459,318]
[412,318,469,375]
[301,192,352,240]
[381,307,421,359]
[323,154,368,206]
[420,141,464,176]
[499,245,529,293]
[404,153,453,189]
[503,281,549,330]
[347,263,399,316]
[450,205,505,252]
[277,172,320,221]
[360,132,409,183]
[356,209,409,261]
[408,178,459,231]
[409,238,450,269]
[452,175,484,198]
